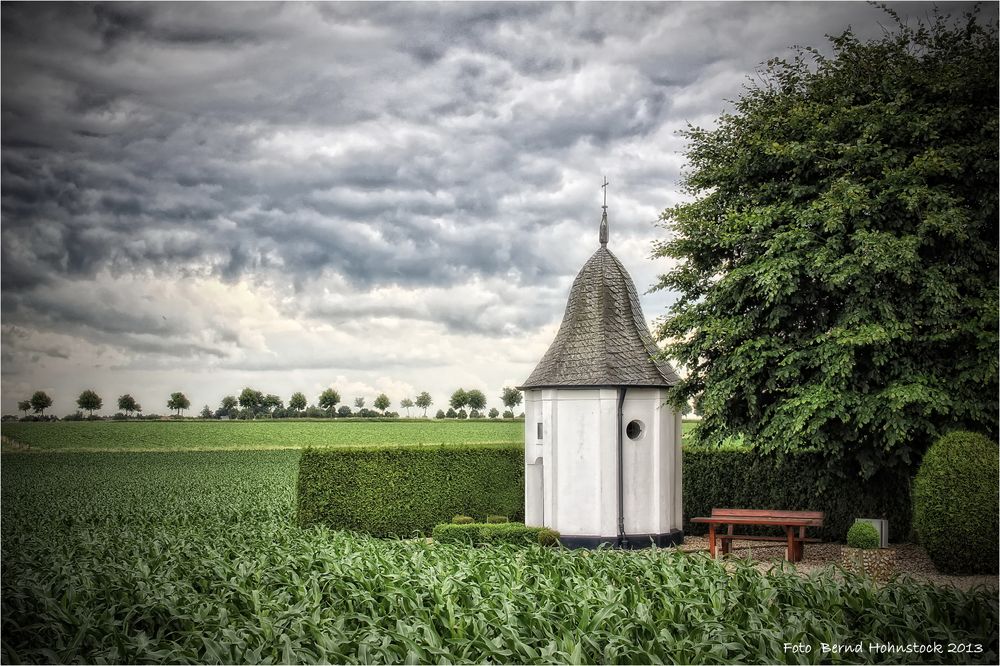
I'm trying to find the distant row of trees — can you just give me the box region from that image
[13,386,525,420]
[434,407,518,420]
[15,390,167,418]
[16,391,54,416]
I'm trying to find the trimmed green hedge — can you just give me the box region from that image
[297,444,523,537]
[298,443,914,543]
[683,449,913,542]
[432,522,559,546]
[913,431,999,574]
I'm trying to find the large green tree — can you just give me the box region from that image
[262,394,283,416]
[76,389,102,416]
[415,391,433,417]
[400,398,415,417]
[219,395,238,417]
[501,387,522,415]
[117,394,139,417]
[653,9,998,477]
[466,390,486,412]
[288,392,307,413]
[166,392,190,416]
[238,388,264,416]
[318,388,341,415]
[449,389,468,412]
[29,391,52,415]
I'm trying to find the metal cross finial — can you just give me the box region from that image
[599,176,609,246]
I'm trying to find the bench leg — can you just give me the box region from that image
[785,533,805,562]
[708,524,717,558]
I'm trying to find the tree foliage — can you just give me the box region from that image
[654,9,998,476]
[117,394,139,417]
[501,387,522,413]
[29,391,52,415]
[166,392,190,415]
[319,389,341,414]
[400,398,415,417]
[288,392,307,413]
[466,390,486,411]
[76,390,102,416]
[262,394,283,415]
[449,389,468,411]
[238,388,264,415]
[374,393,391,413]
[17,400,31,416]
[415,392,433,417]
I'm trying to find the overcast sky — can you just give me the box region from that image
[2,1,986,416]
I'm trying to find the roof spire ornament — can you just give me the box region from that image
[599,176,609,246]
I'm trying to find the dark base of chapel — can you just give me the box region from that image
[558,529,684,550]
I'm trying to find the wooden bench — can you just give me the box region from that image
[691,508,824,562]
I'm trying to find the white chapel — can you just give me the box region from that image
[519,193,684,548]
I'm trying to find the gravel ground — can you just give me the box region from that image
[675,536,998,591]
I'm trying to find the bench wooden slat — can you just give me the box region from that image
[711,508,824,520]
[691,516,823,526]
[719,535,821,543]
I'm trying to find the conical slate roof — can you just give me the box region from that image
[520,213,680,389]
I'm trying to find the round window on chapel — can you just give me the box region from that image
[626,420,645,441]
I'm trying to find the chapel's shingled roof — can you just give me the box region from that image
[520,213,680,389]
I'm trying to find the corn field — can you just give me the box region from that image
[2,450,996,664]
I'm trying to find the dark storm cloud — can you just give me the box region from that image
[4,0,989,358]
[1,326,70,360]
[1,3,687,298]
[1,287,232,362]
[298,283,566,337]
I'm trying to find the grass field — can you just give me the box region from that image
[0,419,523,452]
[1,419,704,452]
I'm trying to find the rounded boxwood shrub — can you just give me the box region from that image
[847,521,879,549]
[452,515,474,525]
[913,431,999,574]
[486,515,509,524]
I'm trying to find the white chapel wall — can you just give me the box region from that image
[525,387,682,540]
